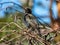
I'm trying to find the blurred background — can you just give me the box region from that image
[0,0,60,45]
